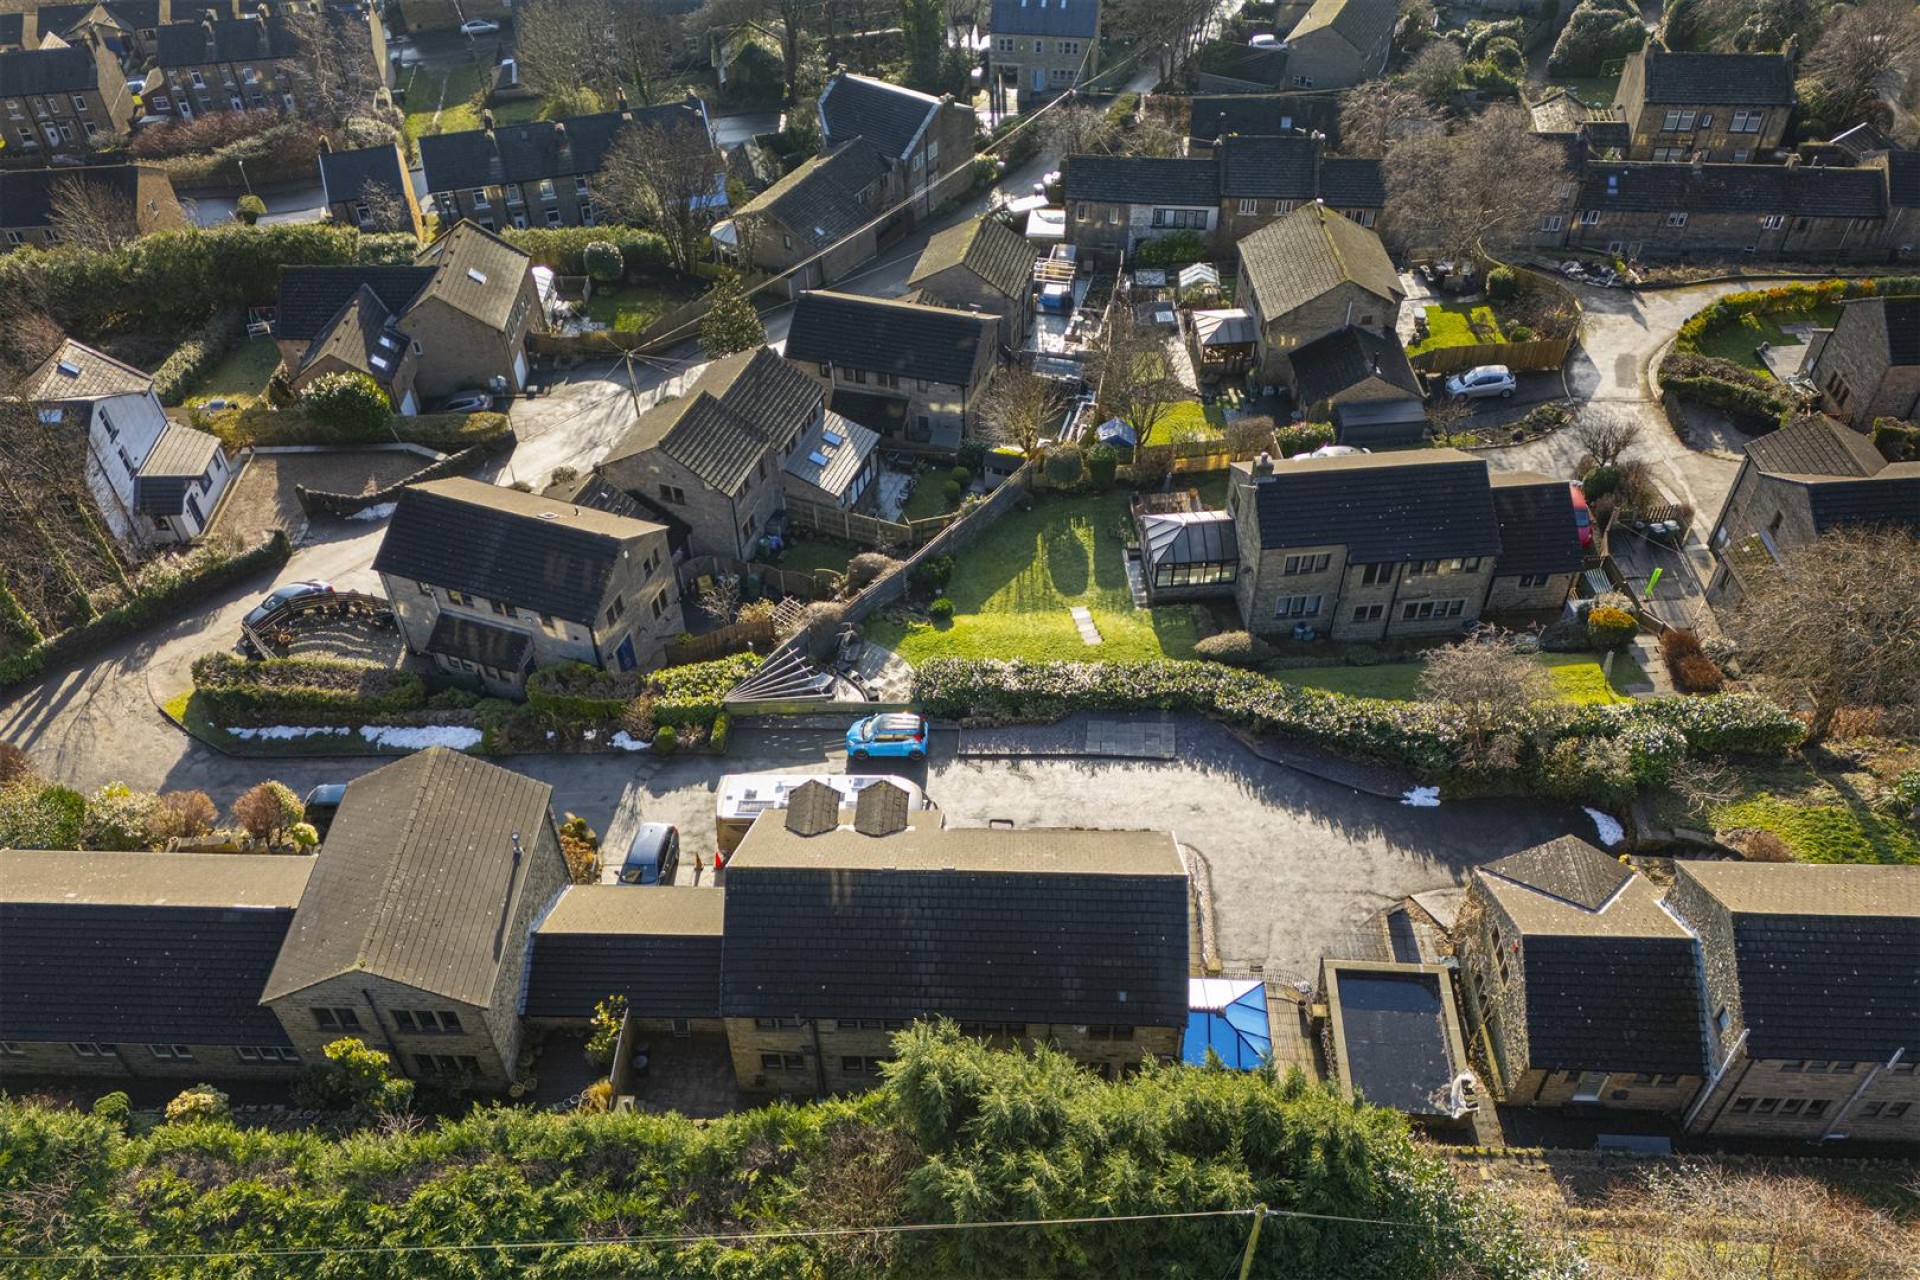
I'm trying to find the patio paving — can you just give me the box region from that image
[957,712,1175,760]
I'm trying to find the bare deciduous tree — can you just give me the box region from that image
[1407,42,1464,105]
[354,176,412,235]
[1804,0,1920,130]
[1570,405,1645,470]
[973,368,1061,460]
[1044,103,1121,158]
[697,574,742,626]
[1418,631,1557,767]
[515,0,603,103]
[47,175,141,252]
[1383,106,1571,265]
[1732,526,1920,741]
[598,118,724,271]
[1338,82,1433,157]
[1090,309,1186,449]
[285,5,385,128]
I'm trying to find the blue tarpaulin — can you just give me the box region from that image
[1182,978,1271,1069]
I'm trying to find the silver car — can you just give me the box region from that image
[1445,365,1517,400]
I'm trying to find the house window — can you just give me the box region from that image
[545,209,563,228]
[1541,215,1564,232]
[574,175,590,196]
[1358,563,1393,586]
[650,590,667,620]
[392,1010,463,1034]
[71,94,88,113]
[1151,207,1207,229]
[1292,75,1314,87]
[1733,149,1751,163]
[191,72,205,88]
[1698,113,1713,128]
[312,1007,362,1031]
[148,1044,194,1060]
[741,514,757,542]
[1826,374,1851,409]
[1516,573,1552,588]
[753,1017,804,1030]
[71,1042,116,1057]
[1882,1102,1911,1118]
[659,484,687,504]
[1272,594,1321,619]
[1778,1098,1805,1116]
[841,1055,887,1075]
[1238,198,1260,215]
[996,36,1014,52]
[1753,1097,1780,1114]
[1351,604,1384,623]
[818,361,831,376]
[1348,210,1377,228]
[1050,66,1074,84]
[761,1052,807,1071]
[1660,110,1697,132]
[470,188,490,209]
[1760,214,1784,230]
[1033,40,1043,52]
[1579,210,1601,226]
[1730,1096,1755,1113]
[538,179,556,202]
[1666,212,1688,228]
[235,1045,300,1062]
[1282,553,1330,575]
[414,1054,480,1076]
[1803,1099,1828,1117]
[1401,599,1467,621]
[447,589,474,608]
[605,595,626,626]
[1087,1025,1134,1041]
[1731,110,1762,133]
[1056,40,1080,55]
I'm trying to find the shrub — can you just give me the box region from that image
[1532,734,1638,807]
[1273,421,1335,457]
[235,194,266,225]
[559,813,600,883]
[929,597,956,620]
[499,225,669,275]
[0,743,30,788]
[91,1092,132,1131]
[1347,644,1383,666]
[1586,606,1637,650]
[586,995,627,1065]
[165,1084,231,1125]
[1192,631,1276,667]
[83,782,161,851]
[1581,463,1622,502]
[652,723,678,755]
[1674,654,1726,693]
[295,1037,414,1119]
[949,465,972,488]
[847,552,901,591]
[1659,629,1704,662]
[232,781,303,841]
[911,555,955,592]
[0,782,85,849]
[152,305,247,406]
[1658,352,1794,426]
[710,712,730,755]
[1539,617,1592,652]
[1085,443,1118,490]
[427,686,482,711]
[1129,229,1207,268]
[149,789,218,842]
[288,821,319,847]
[301,371,392,439]
[941,479,963,507]
[1547,0,1646,77]
[1872,417,1920,462]
[1735,830,1795,862]
[582,240,624,283]
[194,653,428,722]
[1484,266,1518,302]
[1044,445,1083,487]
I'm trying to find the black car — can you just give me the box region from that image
[302,783,347,841]
[619,823,680,885]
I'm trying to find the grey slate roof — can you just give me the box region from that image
[1745,414,1888,477]
[412,221,536,333]
[1887,152,1920,208]
[1805,468,1920,534]
[1579,163,1887,219]
[908,215,1035,303]
[427,612,533,671]
[1520,933,1708,1075]
[0,42,99,95]
[0,165,145,232]
[1288,325,1420,407]
[1185,93,1345,149]
[1489,473,1584,577]
[319,142,411,210]
[1244,449,1503,561]
[1678,863,1920,1062]
[1319,157,1385,208]
[1063,154,1217,207]
[1240,203,1404,322]
[299,284,409,386]
[785,291,995,387]
[818,71,941,163]
[0,850,310,1045]
[524,885,724,1019]
[1484,837,1631,912]
[1861,295,1920,366]
[419,102,703,193]
[262,749,563,1006]
[133,421,221,515]
[739,136,887,251]
[154,12,296,65]
[22,337,150,401]
[719,815,1190,1025]
[1217,133,1319,200]
[989,0,1097,39]
[1286,0,1399,55]
[1636,50,1796,106]
[604,345,822,493]
[373,476,663,624]
[276,266,436,343]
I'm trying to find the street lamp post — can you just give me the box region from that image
[237,156,253,196]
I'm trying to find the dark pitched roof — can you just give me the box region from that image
[319,142,411,208]
[1829,121,1892,161]
[908,215,1035,302]
[1217,133,1320,200]
[275,265,435,343]
[22,337,150,401]
[1578,162,1887,220]
[427,612,533,672]
[1184,93,1345,149]
[154,12,296,65]
[0,43,99,95]
[1679,863,1920,1062]
[1636,50,1796,106]
[1521,933,1708,1074]
[1887,152,1920,208]
[1319,156,1385,208]
[1287,0,1400,54]
[1244,449,1503,561]
[299,284,410,385]
[719,817,1190,1025]
[1195,43,1291,90]
[0,850,309,1045]
[133,421,221,515]
[785,291,995,387]
[419,103,703,193]
[818,71,941,162]
[829,387,907,435]
[373,476,662,624]
[1805,468,1920,534]
[1745,414,1888,477]
[1240,203,1403,321]
[1489,473,1585,577]
[989,0,1097,39]
[1288,324,1420,407]
[0,164,142,231]
[1485,837,1631,911]
[262,749,563,1006]
[1860,295,1920,367]
[604,345,822,492]
[739,136,888,251]
[412,221,535,333]
[524,886,723,1019]
[1063,154,1217,207]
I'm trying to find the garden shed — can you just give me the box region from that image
[1140,510,1239,602]
[1189,308,1257,375]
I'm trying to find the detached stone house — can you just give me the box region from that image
[719,794,1189,1098]
[0,849,314,1082]
[907,215,1036,348]
[1704,414,1920,605]
[275,221,544,402]
[1238,203,1404,384]
[0,28,133,154]
[1457,839,1710,1115]
[1668,862,1920,1142]
[1281,0,1398,90]
[319,138,424,238]
[817,70,975,222]
[1613,49,1796,164]
[373,476,681,693]
[262,749,570,1092]
[1804,295,1920,428]
[20,338,231,547]
[1214,134,1384,240]
[724,138,888,295]
[783,290,999,454]
[599,345,830,560]
[0,162,183,252]
[987,0,1098,111]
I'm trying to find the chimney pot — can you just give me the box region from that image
[1253,451,1274,476]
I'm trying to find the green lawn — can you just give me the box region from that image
[1406,303,1505,356]
[401,60,492,142]
[777,538,854,577]
[1711,794,1920,865]
[1690,305,1843,376]
[584,281,689,333]
[186,336,280,409]
[1549,74,1621,110]
[1157,400,1228,443]
[901,474,953,522]
[865,490,1199,663]
[1273,651,1648,705]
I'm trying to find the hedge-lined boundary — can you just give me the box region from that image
[192,652,428,721]
[526,654,762,727]
[0,531,291,691]
[294,430,518,518]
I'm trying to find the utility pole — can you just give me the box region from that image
[1236,1204,1268,1280]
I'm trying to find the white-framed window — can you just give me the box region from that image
[470,188,490,209]
[1049,66,1073,84]
[996,36,1013,53]
[1579,209,1600,226]
[70,1042,115,1057]
[545,209,563,227]
[7,230,25,246]
[1733,149,1751,163]
[235,1045,301,1062]
[1056,40,1080,56]
[1292,75,1313,87]
[1400,598,1466,621]
[1515,573,1553,588]
[1272,594,1321,619]
[1033,39,1043,52]
[1282,553,1330,575]
[1237,198,1260,215]
[1348,209,1377,228]
[1541,214,1564,232]
[148,1044,193,1060]
[72,94,88,113]
[1667,211,1688,227]
[1660,110,1697,132]
[1731,110,1763,133]
[537,178,556,201]
[574,175,590,196]
[190,71,205,88]
[1760,214,1784,230]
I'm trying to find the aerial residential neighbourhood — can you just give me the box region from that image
[4,0,1920,1273]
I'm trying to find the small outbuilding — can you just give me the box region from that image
[1140,510,1239,602]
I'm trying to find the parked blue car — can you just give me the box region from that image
[846,713,929,760]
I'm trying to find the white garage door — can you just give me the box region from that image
[513,350,529,388]
[398,389,418,416]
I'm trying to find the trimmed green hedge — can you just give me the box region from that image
[152,305,246,406]
[498,226,671,276]
[1672,279,1920,354]
[524,652,764,727]
[1657,352,1795,427]
[0,532,291,691]
[192,653,427,722]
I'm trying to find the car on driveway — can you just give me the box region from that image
[1445,365,1516,400]
[847,713,928,760]
[460,18,500,34]
[302,783,346,840]
[440,390,494,414]
[244,580,333,626]
[1569,482,1592,548]
[618,823,680,884]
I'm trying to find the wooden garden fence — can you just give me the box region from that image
[1409,335,1575,375]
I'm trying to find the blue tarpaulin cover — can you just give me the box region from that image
[1182,977,1271,1069]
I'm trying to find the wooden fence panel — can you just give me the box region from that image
[1409,336,1573,375]
[662,617,776,665]
[782,495,958,548]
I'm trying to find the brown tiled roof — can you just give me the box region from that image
[1745,415,1887,478]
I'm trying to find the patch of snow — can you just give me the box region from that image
[229,725,349,740]
[1585,807,1625,846]
[582,728,598,741]
[346,502,398,521]
[1400,786,1442,808]
[359,724,483,750]
[609,731,650,752]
